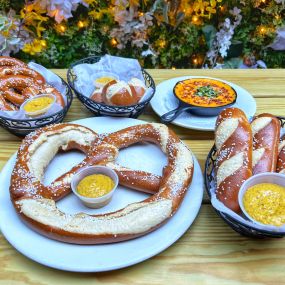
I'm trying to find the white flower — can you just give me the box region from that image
[268,27,285,50]
[36,0,84,23]
[110,4,153,50]
[0,10,31,56]
[141,49,155,57]
[206,6,242,67]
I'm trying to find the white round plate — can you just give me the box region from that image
[0,117,203,272]
[150,76,256,131]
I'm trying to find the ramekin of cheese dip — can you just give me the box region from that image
[21,94,56,117]
[239,173,285,228]
[71,166,118,208]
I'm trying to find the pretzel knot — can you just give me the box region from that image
[10,123,194,244]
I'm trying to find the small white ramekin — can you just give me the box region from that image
[238,172,285,227]
[21,94,56,117]
[71,166,118,209]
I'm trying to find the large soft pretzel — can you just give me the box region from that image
[215,108,252,213]
[251,113,280,175]
[10,123,194,244]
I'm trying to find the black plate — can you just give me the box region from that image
[204,116,285,238]
[67,56,156,118]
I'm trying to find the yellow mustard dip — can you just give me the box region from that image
[95,76,116,85]
[77,174,115,198]
[243,183,285,226]
[24,97,54,112]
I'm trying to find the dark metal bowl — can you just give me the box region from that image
[160,78,237,124]
[67,56,156,118]
[204,116,285,238]
[0,76,73,137]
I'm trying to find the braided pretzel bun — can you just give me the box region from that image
[251,113,281,175]
[215,108,252,213]
[10,123,193,244]
[277,135,285,174]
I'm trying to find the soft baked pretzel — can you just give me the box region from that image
[10,123,194,244]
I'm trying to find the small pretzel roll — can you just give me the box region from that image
[101,79,117,97]
[103,81,138,106]
[0,56,27,67]
[90,88,103,103]
[128,78,146,101]
[277,135,285,174]
[215,108,252,213]
[251,113,281,174]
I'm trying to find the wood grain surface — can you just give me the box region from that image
[0,69,284,284]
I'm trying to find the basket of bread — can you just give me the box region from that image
[205,107,285,238]
[67,55,155,118]
[0,56,72,136]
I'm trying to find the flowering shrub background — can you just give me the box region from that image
[0,0,284,68]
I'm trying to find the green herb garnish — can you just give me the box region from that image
[195,85,219,98]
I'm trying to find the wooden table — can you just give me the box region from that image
[0,69,285,284]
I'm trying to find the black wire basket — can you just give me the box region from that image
[204,116,285,238]
[67,56,156,118]
[0,76,73,137]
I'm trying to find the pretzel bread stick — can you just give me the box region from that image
[277,135,285,174]
[215,108,252,213]
[251,114,281,174]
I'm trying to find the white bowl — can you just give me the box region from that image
[238,172,285,227]
[21,94,56,117]
[71,166,119,209]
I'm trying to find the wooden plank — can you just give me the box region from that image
[0,205,284,285]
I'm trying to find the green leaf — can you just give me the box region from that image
[163,2,169,24]
[202,25,217,49]
[174,11,185,30]
[223,58,243,69]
